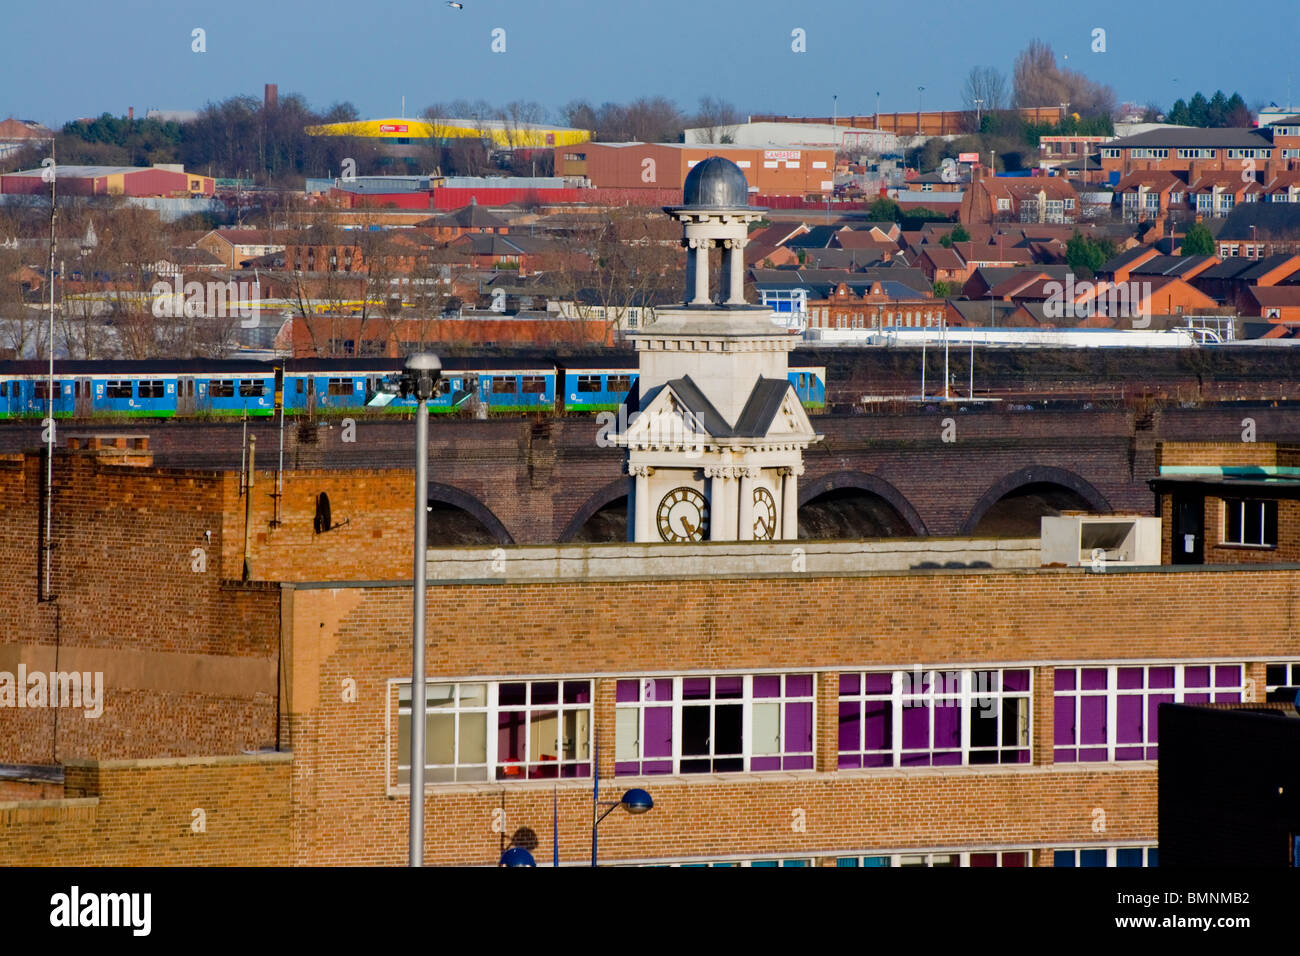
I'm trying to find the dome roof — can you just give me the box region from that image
[681,156,750,209]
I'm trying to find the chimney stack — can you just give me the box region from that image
[265,84,278,110]
[128,106,134,121]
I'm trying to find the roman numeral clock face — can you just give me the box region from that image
[657,486,709,542]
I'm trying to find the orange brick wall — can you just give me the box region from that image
[277,565,1296,865]
[0,754,292,865]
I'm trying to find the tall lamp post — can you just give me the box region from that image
[592,787,654,867]
[401,352,441,867]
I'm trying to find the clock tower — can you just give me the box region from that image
[614,156,821,543]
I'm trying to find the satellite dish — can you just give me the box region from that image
[314,492,332,534]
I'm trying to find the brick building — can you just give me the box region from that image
[563,143,837,200]
[2,436,1297,865]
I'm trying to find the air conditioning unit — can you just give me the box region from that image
[1040,514,1162,567]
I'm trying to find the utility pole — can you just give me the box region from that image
[42,139,57,601]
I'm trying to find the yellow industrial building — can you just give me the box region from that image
[306,117,590,148]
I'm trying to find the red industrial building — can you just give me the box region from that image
[561,143,838,200]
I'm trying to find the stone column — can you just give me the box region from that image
[691,239,711,306]
[781,465,802,540]
[726,238,746,305]
[631,465,653,542]
[737,468,755,540]
[707,467,730,541]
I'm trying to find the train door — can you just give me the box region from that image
[177,376,196,415]
[74,377,93,417]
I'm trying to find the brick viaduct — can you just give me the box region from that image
[1,401,1293,544]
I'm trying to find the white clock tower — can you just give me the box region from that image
[614,156,821,543]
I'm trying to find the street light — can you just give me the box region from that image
[917,86,925,134]
[973,98,984,129]
[592,787,654,866]
[400,352,441,867]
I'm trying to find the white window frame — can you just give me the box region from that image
[1053,663,1246,763]
[838,668,1032,768]
[614,674,816,776]
[1265,662,1300,700]
[1222,497,1277,547]
[1053,846,1157,867]
[839,849,1034,867]
[393,678,594,786]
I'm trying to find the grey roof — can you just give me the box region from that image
[1217,204,1300,240]
[1196,257,1262,280]
[1129,255,1215,277]
[946,299,1020,325]
[1105,128,1273,149]
[798,248,883,270]
[653,375,793,438]
[680,156,751,209]
[1099,247,1157,274]
[733,378,793,437]
[784,225,842,248]
[659,376,732,438]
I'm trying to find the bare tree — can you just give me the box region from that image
[1013,39,1115,119]
[692,96,742,143]
[963,66,1007,114]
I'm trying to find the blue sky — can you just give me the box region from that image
[4,0,1297,127]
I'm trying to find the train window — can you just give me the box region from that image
[139,380,165,399]
[239,380,266,397]
[106,380,133,399]
[210,380,235,398]
[296,379,304,394]
[0,382,7,396]
[491,377,516,393]
[327,377,352,396]
[34,381,61,400]
[521,376,546,394]
[577,375,602,393]
[607,375,633,393]
[798,374,807,388]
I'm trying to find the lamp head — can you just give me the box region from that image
[499,846,536,867]
[400,352,442,400]
[620,788,654,815]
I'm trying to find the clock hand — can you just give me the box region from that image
[680,516,696,536]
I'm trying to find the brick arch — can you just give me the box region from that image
[960,466,1112,535]
[558,478,629,543]
[798,470,927,536]
[427,481,514,545]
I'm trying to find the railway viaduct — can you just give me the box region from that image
[1,401,1292,544]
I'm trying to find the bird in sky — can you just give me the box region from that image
[447,2,464,8]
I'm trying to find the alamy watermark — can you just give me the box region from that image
[0,665,103,718]
[150,274,261,328]
[595,403,709,459]
[1042,274,1153,328]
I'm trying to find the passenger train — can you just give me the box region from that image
[0,357,827,419]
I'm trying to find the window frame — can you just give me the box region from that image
[1222,497,1277,547]
[838,668,1032,769]
[393,678,594,787]
[614,673,816,777]
[1053,663,1246,762]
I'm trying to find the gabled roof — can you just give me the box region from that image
[919,246,966,270]
[1113,170,1186,193]
[784,224,844,249]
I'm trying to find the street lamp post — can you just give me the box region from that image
[917,86,925,135]
[592,787,654,867]
[974,98,983,130]
[401,352,441,868]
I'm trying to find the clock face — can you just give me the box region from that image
[753,487,777,540]
[657,486,709,542]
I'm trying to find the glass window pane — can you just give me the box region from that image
[427,713,455,764]
[1054,851,1075,867]
[1055,668,1076,692]
[532,682,559,706]
[1080,849,1107,867]
[428,684,455,707]
[499,683,527,707]
[497,710,527,766]
[714,703,742,755]
[563,680,591,704]
[682,706,711,756]
[752,702,780,755]
[682,678,711,700]
[840,673,860,695]
[529,710,559,763]
[1082,668,1108,691]
[838,701,861,753]
[786,674,813,697]
[1081,696,1107,746]
[1184,666,1210,689]
[785,701,813,753]
[563,709,590,762]
[715,676,743,699]
[1002,669,1030,692]
[644,707,673,758]
[459,683,487,707]
[1117,667,1144,690]
[865,673,893,694]
[616,679,640,703]
[1116,848,1143,867]
[459,713,487,764]
[1148,667,1175,690]
[753,675,781,699]
[615,708,639,761]
[646,678,672,702]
